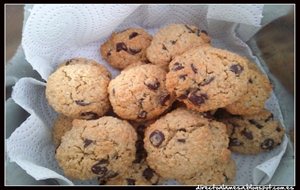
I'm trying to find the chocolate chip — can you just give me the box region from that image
[201,30,208,35]
[145,81,160,90]
[241,129,253,140]
[128,48,141,55]
[188,90,208,105]
[116,42,128,52]
[126,178,136,185]
[200,76,215,86]
[261,138,275,150]
[75,100,91,106]
[81,112,99,120]
[162,44,167,50]
[129,32,139,39]
[171,40,177,45]
[172,62,184,71]
[248,119,264,129]
[106,171,119,179]
[184,25,195,33]
[149,130,165,147]
[160,94,171,106]
[143,167,154,181]
[264,113,274,122]
[91,165,108,176]
[179,74,187,80]
[229,64,244,76]
[107,50,112,57]
[276,127,282,132]
[229,138,243,146]
[248,78,253,83]
[84,139,93,148]
[138,111,147,119]
[191,63,198,73]
[177,139,186,143]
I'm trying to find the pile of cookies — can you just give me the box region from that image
[46,24,285,185]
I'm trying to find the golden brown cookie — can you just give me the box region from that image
[55,116,137,180]
[166,46,250,112]
[108,64,175,121]
[101,28,152,69]
[146,24,211,68]
[46,58,111,119]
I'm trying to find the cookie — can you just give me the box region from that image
[108,64,175,121]
[179,158,236,185]
[100,28,152,69]
[144,108,231,180]
[103,161,160,185]
[46,58,111,119]
[225,68,272,115]
[146,24,211,68]
[222,109,285,154]
[52,114,73,147]
[166,46,250,112]
[55,116,137,180]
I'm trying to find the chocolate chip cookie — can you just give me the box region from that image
[146,24,211,68]
[103,161,160,185]
[55,116,137,180]
[108,64,175,121]
[144,108,231,180]
[166,46,250,113]
[179,158,236,185]
[100,28,152,69]
[46,58,111,119]
[222,109,285,154]
[225,67,272,115]
[52,114,73,147]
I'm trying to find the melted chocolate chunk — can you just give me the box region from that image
[229,64,244,76]
[229,138,243,146]
[81,112,99,120]
[177,139,186,143]
[188,90,208,105]
[126,178,136,185]
[116,42,128,52]
[84,139,93,148]
[75,100,91,106]
[241,129,253,140]
[171,40,177,45]
[264,113,274,122]
[179,74,187,80]
[128,48,141,55]
[129,32,139,39]
[248,78,253,83]
[191,63,198,73]
[143,167,154,181]
[248,119,264,129]
[145,81,160,90]
[261,138,275,150]
[276,127,282,132]
[160,94,171,106]
[149,130,165,147]
[91,165,108,176]
[172,62,184,71]
[138,111,147,119]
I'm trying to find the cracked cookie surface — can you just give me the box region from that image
[52,114,73,147]
[146,24,211,68]
[166,47,250,112]
[46,58,111,119]
[225,67,272,115]
[179,158,236,185]
[144,108,231,180]
[55,116,137,180]
[108,64,175,121]
[100,28,152,69]
[221,109,285,154]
